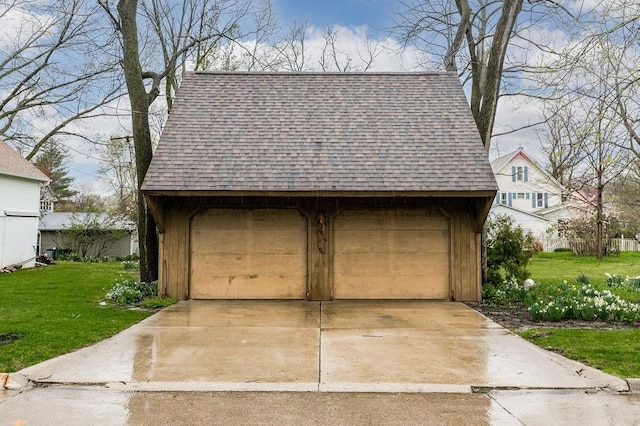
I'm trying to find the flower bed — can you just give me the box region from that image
[483,275,640,324]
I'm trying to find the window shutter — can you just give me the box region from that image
[532,193,536,208]
[526,193,530,200]
[544,193,548,208]
[512,166,516,182]
[508,192,513,207]
[524,166,529,182]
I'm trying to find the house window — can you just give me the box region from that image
[517,192,525,199]
[516,166,524,181]
[40,200,53,212]
[557,219,567,238]
[536,193,544,208]
[500,193,507,205]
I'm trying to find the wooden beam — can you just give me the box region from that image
[144,195,165,233]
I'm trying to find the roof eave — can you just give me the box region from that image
[143,189,498,198]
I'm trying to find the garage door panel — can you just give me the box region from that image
[191,252,306,276]
[334,210,449,230]
[334,209,450,300]
[190,209,306,299]
[189,275,304,299]
[336,275,450,299]
[191,229,302,253]
[334,252,449,276]
[334,230,449,253]
[192,210,299,230]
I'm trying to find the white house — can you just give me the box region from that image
[490,148,574,241]
[0,141,50,268]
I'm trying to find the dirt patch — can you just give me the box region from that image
[0,332,25,346]
[466,302,640,331]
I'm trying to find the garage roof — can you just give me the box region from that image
[142,72,497,194]
[0,140,50,182]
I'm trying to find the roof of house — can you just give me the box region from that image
[491,204,549,222]
[491,147,565,190]
[142,72,497,195]
[0,140,50,182]
[39,212,135,231]
[490,148,535,173]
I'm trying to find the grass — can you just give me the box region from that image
[519,328,640,378]
[528,252,640,286]
[0,261,152,372]
[517,251,640,378]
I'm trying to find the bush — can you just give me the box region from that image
[554,248,573,253]
[482,278,528,305]
[121,260,139,270]
[104,278,158,305]
[485,214,534,286]
[115,254,139,262]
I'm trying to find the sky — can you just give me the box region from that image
[6,1,551,196]
[272,0,393,33]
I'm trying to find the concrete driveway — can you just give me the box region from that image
[2,300,639,425]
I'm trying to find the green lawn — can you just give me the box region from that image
[519,252,640,378]
[519,328,640,378]
[0,262,152,372]
[528,252,640,286]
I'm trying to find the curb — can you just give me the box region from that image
[0,373,29,390]
[626,378,640,393]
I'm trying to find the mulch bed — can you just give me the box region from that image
[0,333,24,346]
[466,302,640,331]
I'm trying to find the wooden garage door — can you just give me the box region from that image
[334,209,450,299]
[190,209,307,299]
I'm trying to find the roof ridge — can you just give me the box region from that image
[192,71,455,76]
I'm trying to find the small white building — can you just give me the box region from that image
[39,212,138,258]
[0,141,50,268]
[490,148,574,241]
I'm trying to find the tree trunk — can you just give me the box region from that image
[471,0,523,150]
[118,0,158,282]
[596,184,604,260]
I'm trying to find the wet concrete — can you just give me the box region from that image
[2,387,639,425]
[3,300,638,424]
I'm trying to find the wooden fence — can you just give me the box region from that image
[541,238,640,253]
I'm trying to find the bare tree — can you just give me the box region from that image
[554,38,634,259]
[317,25,383,72]
[536,101,588,193]
[0,0,123,159]
[99,0,273,282]
[394,0,573,150]
[98,135,137,220]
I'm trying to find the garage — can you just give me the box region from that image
[142,72,498,302]
[334,209,450,299]
[189,209,307,299]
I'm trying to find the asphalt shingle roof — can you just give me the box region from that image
[142,72,497,194]
[0,140,50,182]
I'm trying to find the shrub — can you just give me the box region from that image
[115,254,139,262]
[104,278,158,305]
[605,273,625,287]
[482,278,529,305]
[121,260,139,270]
[576,274,591,285]
[554,248,573,253]
[485,214,534,286]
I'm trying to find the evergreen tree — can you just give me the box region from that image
[34,143,77,208]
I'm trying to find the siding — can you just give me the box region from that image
[0,175,41,268]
